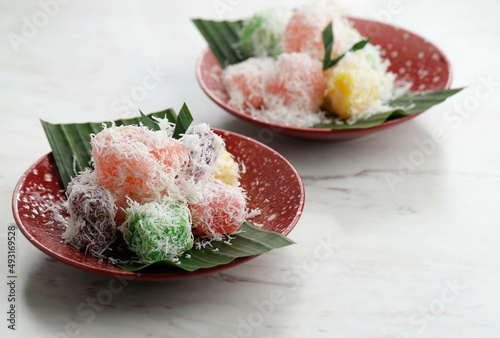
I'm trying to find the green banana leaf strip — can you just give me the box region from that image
[192,18,250,67]
[164,109,178,124]
[322,21,335,71]
[314,88,464,129]
[324,37,372,70]
[172,103,194,139]
[112,221,295,272]
[139,109,161,131]
[322,21,372,71]
[41,108,176,190]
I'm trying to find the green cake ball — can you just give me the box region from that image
[238,7,293,57]
[121,200,193,262]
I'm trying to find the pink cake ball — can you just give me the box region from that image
[264,52,325,112]
[283,4,346,60]
[190,179,246,236]
[91,125,188,205]
[222,57,274,110]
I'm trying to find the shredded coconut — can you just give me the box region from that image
[61,118,249,262]
[62,169,117,257]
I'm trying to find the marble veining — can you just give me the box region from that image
[2,0,500,337]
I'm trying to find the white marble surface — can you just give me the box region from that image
[1,0,500,337]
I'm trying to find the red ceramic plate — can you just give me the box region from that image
[12,129,304,281]
[196,17,453,141]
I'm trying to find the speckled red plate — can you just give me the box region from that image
[12,129,304,281]
[196,17,453,141]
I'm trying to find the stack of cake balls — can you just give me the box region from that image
[61,119,246,263]
[222,3,398,127]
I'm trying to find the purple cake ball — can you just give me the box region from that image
[181,123,223,181]
[63,170,117,257]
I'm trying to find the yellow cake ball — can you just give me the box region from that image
[323,45,396,122]
[213,149,239,186]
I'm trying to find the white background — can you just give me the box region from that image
[1,0,500,337]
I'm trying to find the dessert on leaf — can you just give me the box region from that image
[40,104,295,271]
[193,2,463,130]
